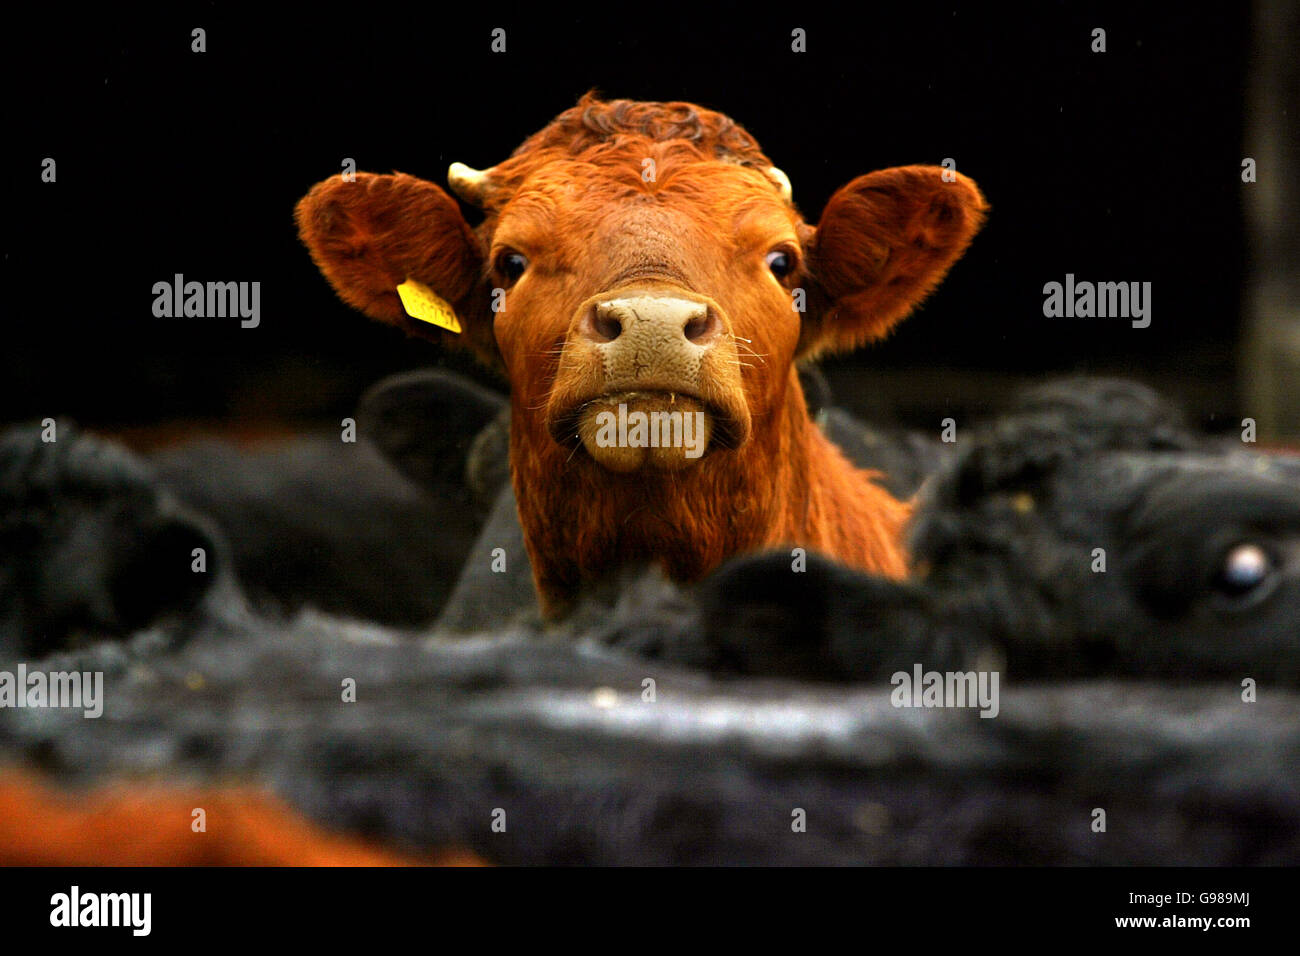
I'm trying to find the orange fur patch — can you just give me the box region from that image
[0,771,481,866]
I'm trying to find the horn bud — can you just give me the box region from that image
[448,162,494,205]
[767,166,793,203]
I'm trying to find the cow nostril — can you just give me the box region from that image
[683,309,719,344]
[583,305,623,343]
[594,313,622,342]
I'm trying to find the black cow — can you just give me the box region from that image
[0,370,506,658]
[639,379,1300,685]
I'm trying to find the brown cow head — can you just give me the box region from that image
[297,95,987,609]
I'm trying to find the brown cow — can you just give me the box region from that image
[296,95,987,615]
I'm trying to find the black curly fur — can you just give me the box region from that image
[688,378,1300,684]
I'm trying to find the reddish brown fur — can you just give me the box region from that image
[296,94,987,613]
[0,771,479,865]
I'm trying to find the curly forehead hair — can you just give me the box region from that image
[511,92,773,165]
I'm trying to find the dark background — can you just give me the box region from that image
[2,2,1255,436]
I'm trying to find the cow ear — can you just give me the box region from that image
[799,165,987,358]
[356,369,508,507]
[295,172,499,368]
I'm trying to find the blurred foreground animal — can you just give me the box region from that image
[1,379,1298,864]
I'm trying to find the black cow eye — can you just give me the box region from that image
[765,249,795,279]
[497,252,528,283]
[1213,542,1274,600]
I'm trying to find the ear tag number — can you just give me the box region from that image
[396,278,462,334]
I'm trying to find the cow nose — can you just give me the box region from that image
[580,295,721,346]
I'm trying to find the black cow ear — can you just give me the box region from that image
[357,369,508,502]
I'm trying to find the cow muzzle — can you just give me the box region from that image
[547,290,752,472]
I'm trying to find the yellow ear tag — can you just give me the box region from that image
[396,279,462,334]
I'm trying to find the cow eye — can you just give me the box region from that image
[496,251,528,283]
[765,248,796,279]
[1212,542,1275,602]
